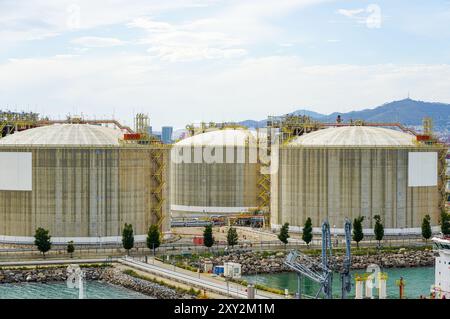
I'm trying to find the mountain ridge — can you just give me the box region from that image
[238,98,450,130]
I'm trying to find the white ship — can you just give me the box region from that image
[431,236,450,299]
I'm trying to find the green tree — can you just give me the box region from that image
[441,211,450,235]
[302,218,313,247]
[278,222,290,247]
[34,227,51,258]
[147,225,161,255]
[67,241,75,258]
[122,223,134,255]
[373,215,384,248]
[353,216,365,249]
[227,227,238,248]
[421,215,432,243]
[203,224,214,248]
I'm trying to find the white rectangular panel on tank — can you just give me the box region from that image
[0,152,32,191]
[408,152,437,187]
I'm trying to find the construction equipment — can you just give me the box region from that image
[284,219,354,299]
[340,218,352,299]
[321,220,333,299]
[284,220,334,299]
[284,250,333,299]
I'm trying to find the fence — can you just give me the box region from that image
[0,234,431,262]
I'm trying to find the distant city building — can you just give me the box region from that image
[162,126,173,144]
[153,133,162,141]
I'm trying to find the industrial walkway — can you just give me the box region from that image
[0,258,115,267]
[118,256,281,299]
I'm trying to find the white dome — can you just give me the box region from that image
[288,126,416,147]
[0,124,123,146]
[175,129,262,147]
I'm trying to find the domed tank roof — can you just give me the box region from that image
[175,129,262,147]
[0,124,123,146]
[288,126,416,147]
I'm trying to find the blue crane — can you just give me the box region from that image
[284,218,353,299]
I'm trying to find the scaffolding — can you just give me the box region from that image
[415,118,448,212]
[185,121,246,137]
[38,117,134,133]
[150,145,168,229]
[135,113,149,135]
[120,113,170,230]
[256,160,271,226]
[0,111,39,137]
[267,114,321,144]
[439,149,449,212]
[259,115,322,226]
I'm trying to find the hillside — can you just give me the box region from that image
[239,98,450,130]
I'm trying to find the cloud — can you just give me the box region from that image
[147,46,247,62]
[337,8,365,18]
[129,17,247,62]
[1,54,450,129]
[127,0,327,62]
[336,5,382,28]
[0,0,218,45]
[71,36,125,48]
[128,18,173,33]
[0,0,327,60]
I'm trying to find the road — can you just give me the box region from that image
[118,256,282,299]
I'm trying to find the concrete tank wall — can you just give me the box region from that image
[0,146,170,241]
[271,146,443,232]
[170,145,260,217]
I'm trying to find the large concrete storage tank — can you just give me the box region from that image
[170,129,268,218]
[0,124,170,243]
[271,126,447,234]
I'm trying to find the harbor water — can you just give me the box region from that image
[243,267,434,299]
[0,281,151,299]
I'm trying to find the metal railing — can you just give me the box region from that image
[0,235,431,262]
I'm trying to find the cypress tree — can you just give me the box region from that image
[441,211,450,235]
[227,227,238,248]
[353,216,365,249]
[67,241,75,258]
[278,222,290,247]
[373,215,384,248]
[34,227,51,258]
[122,223,134,255]
[147,225,161,255]
[421,215,432,243]
[302,218,313,247]
[203,224,214,248]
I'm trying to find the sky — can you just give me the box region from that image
[1,0,450,130]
